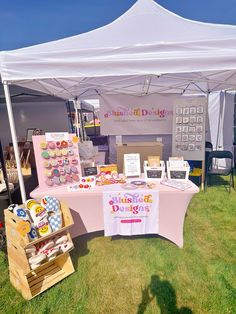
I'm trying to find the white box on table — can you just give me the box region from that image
[143,160,165,181]
[166,161,190,180]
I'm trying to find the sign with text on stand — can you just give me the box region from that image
[123,153,141,177]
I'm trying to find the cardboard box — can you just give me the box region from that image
[116,142,163,173]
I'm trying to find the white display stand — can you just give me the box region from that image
[143,160,165,181]
[166,161,190,181]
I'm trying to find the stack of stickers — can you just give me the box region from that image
[39,139,80,187]
[8,196,63,241]
[26,234,73,270]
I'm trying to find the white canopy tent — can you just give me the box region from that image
[1,0,236,201]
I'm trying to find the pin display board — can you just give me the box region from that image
[172,97,206,161]
[32,133,82,189]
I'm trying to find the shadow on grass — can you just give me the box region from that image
[205,175,234,192]
[70,231,104,270]
[137,275,192,314]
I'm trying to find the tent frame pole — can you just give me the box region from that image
[201,91,210,191]
[3,81,26,203]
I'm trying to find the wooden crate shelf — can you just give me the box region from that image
[4,201,75,300]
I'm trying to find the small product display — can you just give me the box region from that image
[67,176,96,191]
[96,172,126,186]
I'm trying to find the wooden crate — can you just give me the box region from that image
[4,201,75,300]
[4,201,73,248]
[9,252,74,300]
[7,230,74,275]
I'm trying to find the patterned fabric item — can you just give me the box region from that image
[48,213,62,232]
[41,196,61,213]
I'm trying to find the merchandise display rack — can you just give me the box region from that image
[4,202,75,300]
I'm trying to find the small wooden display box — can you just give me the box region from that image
[166,161,190,180]
[4,202,75,300]
[143,160,165,181]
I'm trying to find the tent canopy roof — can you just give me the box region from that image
[1,0,236,99]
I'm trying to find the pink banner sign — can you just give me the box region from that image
[103,185,159,236]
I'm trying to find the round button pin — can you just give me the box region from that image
[40,141,48,150]
[41,151,50,159]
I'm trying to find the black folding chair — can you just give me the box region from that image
[205,141,213,173]
[205,150,234,192]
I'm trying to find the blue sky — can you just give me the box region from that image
[0,0,236,50]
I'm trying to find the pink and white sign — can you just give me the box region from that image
[103,185,159,236]
[100,94,176,135]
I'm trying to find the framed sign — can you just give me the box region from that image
[123,153,141,177]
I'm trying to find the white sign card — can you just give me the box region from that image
[124,153,141,177]
[45,132,69,141]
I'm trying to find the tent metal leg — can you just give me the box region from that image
[3,82,26,203]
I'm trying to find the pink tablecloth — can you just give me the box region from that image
[31,181,199,248]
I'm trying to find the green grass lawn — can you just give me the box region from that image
[0,183,236,314]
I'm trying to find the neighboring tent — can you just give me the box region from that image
[1,0,236,201]
[1,0,236,98]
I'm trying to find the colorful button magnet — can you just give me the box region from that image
[71,166,78,173]
[48,142,56,149]
[66,175,73,183]
[59,175,66,183]
[56,141,61,148]
[43,161,51,168]
[63,158,70,165]
[71,159,78,165]
[55,149,62,157]
[68,140,73,147]
[45,178,53,186]
[49,150,56,158]
[41,151,50,159]
[65,166,71,174]
[51,160,58,168]
[58,159,63,166]
[72,174,79,182]
[44,170,53,178]
[59,169,66,175]
[53,176,60,185]
[52,169,60,177]
[68,149,74,156]
[61,140,68,148]
[40,141,48,150]
[61,149,68,156]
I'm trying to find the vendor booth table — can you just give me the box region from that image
[31,181,199,248]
